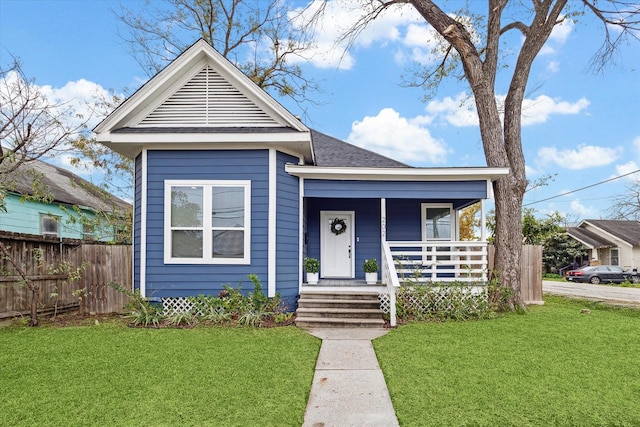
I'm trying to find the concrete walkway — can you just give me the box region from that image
[543,280,640,305]
[302,328,399,427]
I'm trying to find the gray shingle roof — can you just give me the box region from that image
[311,129,408,168]
[582,220,640,246]
[566,227,615,248]
[2,159,130,212]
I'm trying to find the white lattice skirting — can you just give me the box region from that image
[162,288,486,316]
[162,297,198,316]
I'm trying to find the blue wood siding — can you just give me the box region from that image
[276,152,300,306]
[305,198,381,281]
[386,199,424,241]
[143,149,269,298]
[304,179,487,201]
[133,155,142,291]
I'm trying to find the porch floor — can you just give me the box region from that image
[302,280,386,293]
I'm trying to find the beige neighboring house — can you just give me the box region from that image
[567,220,640,270]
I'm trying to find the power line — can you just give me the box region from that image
[523,168,640,207]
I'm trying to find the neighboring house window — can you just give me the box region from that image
[164,180,251,264]
[83,223,95,240]
[40,214,59,237]
[610,248,619,266]
[421,204,453,240]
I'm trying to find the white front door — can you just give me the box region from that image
[320,211,354,278]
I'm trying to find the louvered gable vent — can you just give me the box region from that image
[139,65,280,127]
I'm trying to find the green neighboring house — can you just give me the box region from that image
[0,159,130,242]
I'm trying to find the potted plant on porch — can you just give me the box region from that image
[363,259,379,284]
[304,257,319,285]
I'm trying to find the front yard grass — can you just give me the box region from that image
[374,296,640,426]
[0,325,319,426]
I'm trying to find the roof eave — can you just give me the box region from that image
[285,165,510,181]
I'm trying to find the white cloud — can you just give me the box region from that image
[546,60,559,73]
[537,145,621,170]
[423,91,588,128]
[289,0,422,69]
[570,199,596,218]
[39,78,111,129]
[540,18,574,55]
[347,107,448,164]
[425,93,478,127]
[521,95,589,125]
[613,161,640,183]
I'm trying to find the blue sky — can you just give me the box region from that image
[1,0,639,222]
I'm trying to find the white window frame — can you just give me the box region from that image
[40,214,60,237]
[421,203,454,241]
[610,248,619,266]
[164,180,251,264]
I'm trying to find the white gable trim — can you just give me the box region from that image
[94,39,308,134]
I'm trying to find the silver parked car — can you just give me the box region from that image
[565,265,640,284]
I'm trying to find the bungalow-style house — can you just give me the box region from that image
[94,40,508,322]
[567,220,640,270]
[0,158,130,242]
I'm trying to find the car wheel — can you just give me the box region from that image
[590,276,601,285]
[632,276,640,284]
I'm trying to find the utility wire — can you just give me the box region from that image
[523,168,640,207]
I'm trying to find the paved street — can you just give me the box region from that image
[543,280,640,305]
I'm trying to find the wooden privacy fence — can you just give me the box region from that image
[488,245,543,304]
[0,233,132,320]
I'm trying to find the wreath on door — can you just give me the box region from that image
[330,218,347,235]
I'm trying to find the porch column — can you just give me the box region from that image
[381,197,386,244]
[480,199,486,241]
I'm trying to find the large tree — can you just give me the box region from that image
[308,0,639,309]
[0,60,87,189]
[116,0,317,106]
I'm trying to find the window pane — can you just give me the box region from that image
[212,230,244,258]
[42,216,59,235]
[172,230,203,258]
[426,208,451,239]
[171,186,203,227]
[212,187,244,227]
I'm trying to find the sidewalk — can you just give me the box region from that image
[543,280,640,305]
[302,328,399,427]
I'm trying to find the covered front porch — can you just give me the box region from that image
[288,164,509,326]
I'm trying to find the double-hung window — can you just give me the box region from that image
[164,180,251,264]
[421,204,453,241]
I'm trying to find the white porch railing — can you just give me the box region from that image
[381,241,489,327]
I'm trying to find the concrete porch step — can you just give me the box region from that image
[298,298,381,309]
[296,291,385,328]
[296,307,384,319]
[295,316,385,329]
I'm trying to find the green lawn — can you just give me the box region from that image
[374,296,640,426]
[4,298,640,426]
[0,325,320,427]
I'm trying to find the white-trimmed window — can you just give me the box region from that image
[164,180,251,264]
[421,204,454,241]
[610,248,619,266]
[40,214,60,237]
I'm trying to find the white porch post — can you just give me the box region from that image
[480,198,488,282]
[381,198,386,274]
[480,198,487,242]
